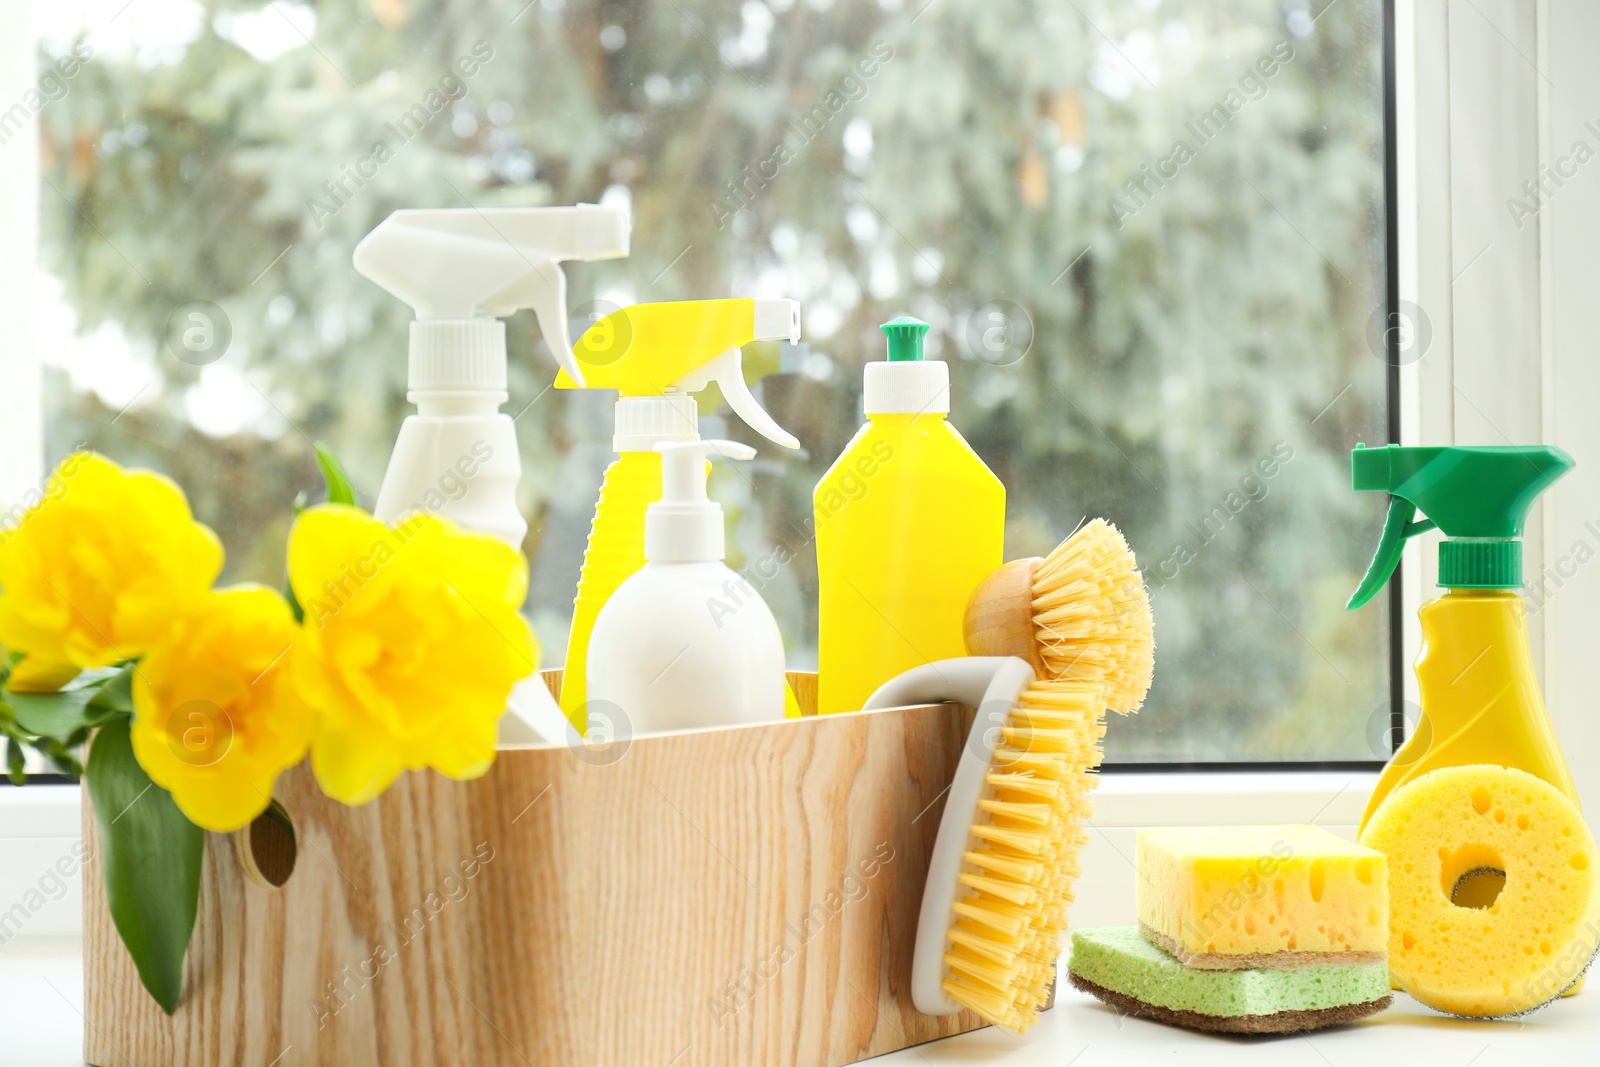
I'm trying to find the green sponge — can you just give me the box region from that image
[1068,927,1391,1034]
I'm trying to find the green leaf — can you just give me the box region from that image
[9,687,120,737]
[264,798,296,847]
[85,718,205,1014]
[283,573,304,624]
[6,738,24,785]
[87,664,137,714]
[38,737,84,779]
[63,666,120,689]
[314,443,357,507]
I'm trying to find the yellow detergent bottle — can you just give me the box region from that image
[555,298,801,731]
[1347,444,1581,831]
[815,316,1005,715]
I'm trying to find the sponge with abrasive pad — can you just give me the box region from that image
[1068,926,1391,1034]
[1137,825,1390,968]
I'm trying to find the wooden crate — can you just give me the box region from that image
[82,672,987,1066]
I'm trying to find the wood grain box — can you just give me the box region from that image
[82,672,988,1066]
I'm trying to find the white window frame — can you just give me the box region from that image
[1400,0,1600,826]
[3,0,1598,946]
[0,0,43,507]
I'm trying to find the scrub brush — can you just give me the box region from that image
[864,657,1105,1032]
[964,518,1154,713]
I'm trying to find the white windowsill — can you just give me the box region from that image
[0,771,1378,957]
[7,771,1596,1066]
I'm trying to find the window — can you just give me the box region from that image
[17,0,1393,765]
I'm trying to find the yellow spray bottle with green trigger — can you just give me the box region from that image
[1346,444,1582,833]
[554,298,802,732]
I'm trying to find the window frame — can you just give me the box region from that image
[5,0,1600,943]
[0,0,43,509]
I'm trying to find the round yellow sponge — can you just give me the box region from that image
[1359,764,1600,1017]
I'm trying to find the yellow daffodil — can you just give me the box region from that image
[3,653,81,693]
[287,505,535,805]
[129,585,314,832]
[0,452,222,672]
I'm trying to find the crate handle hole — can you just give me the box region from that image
[239,799,298,889]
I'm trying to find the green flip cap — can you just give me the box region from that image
[1346,444,1574,610]
[881,315,929,361]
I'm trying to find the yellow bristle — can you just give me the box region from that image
[934,677,1112,1035]
[945,952,1019,994]
[1000,726,1082,753]
[970,824,1048,854]
[976,798,1052,827]
[957,871,1036,905]
[944,980,1016,1024]
[949,925,1020,965]
[987,774,1063,801]
[963,849,1043,882]
[1028,518,1154,714]
[952,900,1026,937]
[990,748,1072,777]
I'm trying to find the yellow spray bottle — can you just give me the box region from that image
[1347,444,1581,832]
[554,298,801,731]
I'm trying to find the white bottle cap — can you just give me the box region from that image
[646,439,756,563]
[613,395,701,452]
[863,360,950,415]
[408,318,507,395]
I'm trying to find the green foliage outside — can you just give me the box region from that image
[37,0,1392,761]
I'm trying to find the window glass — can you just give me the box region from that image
[35,0,1391,762]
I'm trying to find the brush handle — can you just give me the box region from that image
[865,656,1037,1016]
[862,656,1021,713]
[962,558,1044,672]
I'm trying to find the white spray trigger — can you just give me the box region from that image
[489,262,578,387]
[671,348,800,450]
[354,204,629,392]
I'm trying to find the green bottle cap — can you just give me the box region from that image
[1438,540,1523,588]
[1346,444,1574,610]
[881,315,929,362]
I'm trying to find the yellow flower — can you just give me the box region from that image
[0,452,222,671]
[287,505,535,805]
[4,654,81,693]
[129,585,314,832]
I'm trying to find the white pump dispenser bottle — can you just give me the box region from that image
[586,440,787,733]
[353,205,629,543]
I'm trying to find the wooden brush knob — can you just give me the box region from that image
[963,557,1044,674]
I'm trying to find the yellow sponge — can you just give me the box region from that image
[1137,825,1388,966]
[1359,764,1600,1017]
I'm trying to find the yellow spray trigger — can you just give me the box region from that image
[554,298,801,450]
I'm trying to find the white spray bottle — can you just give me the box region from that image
[586,440,787,733]
[353,205,629,541]
[353,204,630,742]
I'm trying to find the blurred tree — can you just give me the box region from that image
[38,0,1390,760]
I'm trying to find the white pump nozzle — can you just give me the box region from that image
[353,205,630,391]
[647,439,756,563]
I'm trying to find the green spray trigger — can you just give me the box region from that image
[1346,496,1436,610]
[1346,443,1574,611]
